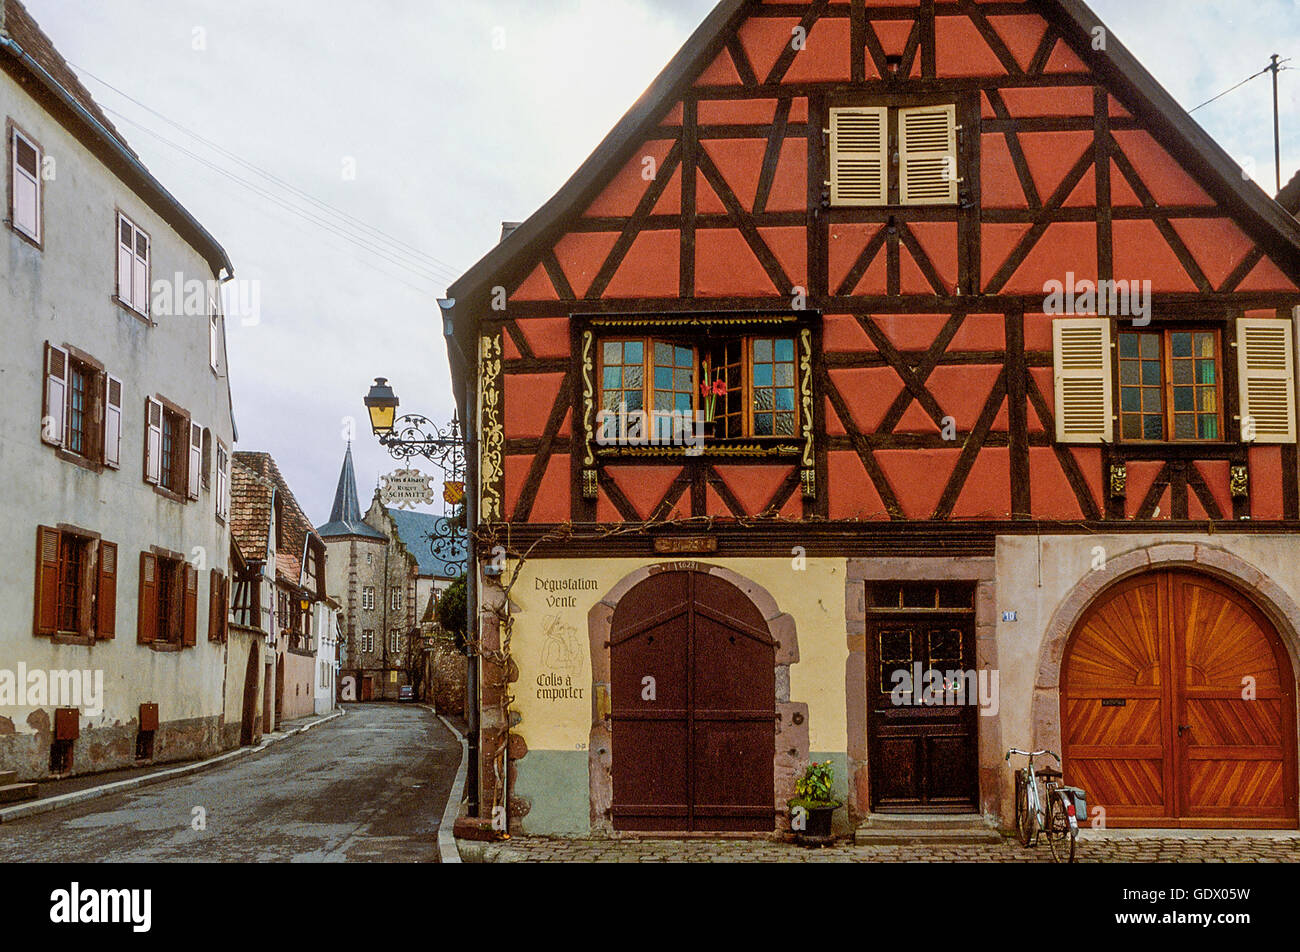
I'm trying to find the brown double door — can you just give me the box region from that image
[1063,570,1298,828]
[610,570,775,832]
[867,617,979,812]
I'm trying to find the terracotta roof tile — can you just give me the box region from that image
[233,451,322,586]
[2,0,138,159]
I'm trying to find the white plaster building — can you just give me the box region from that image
[0,0,236,778]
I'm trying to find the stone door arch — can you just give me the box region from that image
[587,562,805,834]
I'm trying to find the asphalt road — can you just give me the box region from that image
[1,704,460,862]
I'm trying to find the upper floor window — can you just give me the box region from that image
[362,586,375,611]
[598,335,799,440]
[10,125,42,243]
[117,213,151,318]
[1118,329,1222,442]
[215,443,230,522]
[390,590,402,612]
[1053,317,1297,446]
[144,397,199,500]
[42,343,123,469]
[209,300,220,372]
[828,104,958,207]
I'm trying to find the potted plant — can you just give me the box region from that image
[699,360,727,439]
[788,760,841,843]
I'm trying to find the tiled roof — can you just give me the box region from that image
[234,451,323,585]
[385,509,467,579]
[229,459,274,563]
[1281,170,1300,216]
[1,0,137,159]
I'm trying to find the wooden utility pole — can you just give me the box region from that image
[1271,54,1282,194]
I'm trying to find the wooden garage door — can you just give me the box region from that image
[1062,570,1298,828]
[609,569,775,832]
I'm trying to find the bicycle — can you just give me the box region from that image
[1005,748,1086,863]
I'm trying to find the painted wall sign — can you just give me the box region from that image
[380,468,436,509]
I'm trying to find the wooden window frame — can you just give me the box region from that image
[595,334,799,441]
[8,119,44,248]
[35,525,111,643]
[44,343,115,474]
[147,394,192,503]
[1117,326,1226,444]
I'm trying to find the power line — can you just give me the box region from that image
[68,60,466,281]
[102,106,454,288]
[1190,58,1290,113]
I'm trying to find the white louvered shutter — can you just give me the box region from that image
[216,445,229,520]
[144,398,162,484]
[209,300,219,371]
[829,107,887,207]
[187,421,202,500]
[103,375,123,468]
[900,104,959,205]
[132,229,150,315]
[118,216,135,305]
[1054,318,1113,444]
[43,343,68,448]
[1237,317,1297,444]
[12,132,40,240]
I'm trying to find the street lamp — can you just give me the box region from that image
[364,378,399,437]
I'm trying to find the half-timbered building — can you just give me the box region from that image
[444,0,1300,835]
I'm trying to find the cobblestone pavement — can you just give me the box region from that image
[465,832,1300,863]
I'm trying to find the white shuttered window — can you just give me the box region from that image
[829,107,887,207]
[1054,318,1113,444]
[899,105,959,205]
[12,129,41,241]
[42,343,68,448]
[144,398,163,485]
[117,214,151,316]
[103,375,123,469]
[1237,317,1297,444]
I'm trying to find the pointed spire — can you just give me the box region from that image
[329,444,363,524]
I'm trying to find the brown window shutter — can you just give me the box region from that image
[96,541,118,639]
[138,551,158,644]
[34,526,60,636]
[183,563,199,646]
[208,569,223,642]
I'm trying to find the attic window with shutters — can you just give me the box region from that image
[828,104,959,207]
[10,124,42,244]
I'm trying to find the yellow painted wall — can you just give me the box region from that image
[503,557,849,755]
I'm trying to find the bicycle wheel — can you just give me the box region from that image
[1014,770,1036,847]
[1044,792,1076,864]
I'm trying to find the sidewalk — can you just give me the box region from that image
[0,709,344,825]
[460,831,1300,863]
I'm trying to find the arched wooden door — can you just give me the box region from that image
[1062,570,1298,828]
[610,569,775,832]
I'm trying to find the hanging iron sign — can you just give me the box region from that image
[380,468,436,509]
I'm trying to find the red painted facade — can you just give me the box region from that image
[460,0,1300,531]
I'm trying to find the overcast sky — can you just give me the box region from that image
[24,0,1299,524]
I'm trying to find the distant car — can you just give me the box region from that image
[398,685,415,703]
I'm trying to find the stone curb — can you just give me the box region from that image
[422,704,468,865]
[0,708,346,825]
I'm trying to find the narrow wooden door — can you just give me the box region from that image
[610,570,775,832]
[867,619,979,812]
[1062,570,1297,828]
